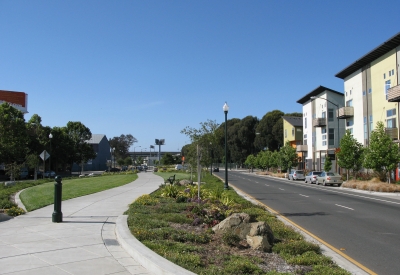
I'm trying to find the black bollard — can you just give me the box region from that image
[52,175,63,223]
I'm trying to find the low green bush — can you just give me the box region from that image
[272,240,320,255]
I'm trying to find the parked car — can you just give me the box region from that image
[304,171,322,184]
[175,164,187,170]
[288,170,305,181]
[213,167,219,172]
[316,171,343,186]
[44,171,56,178]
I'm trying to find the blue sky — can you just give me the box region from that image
[1,1,399,152]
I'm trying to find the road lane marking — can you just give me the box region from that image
[299,194,309,198]
[265,184,269,187]
[279,188,285,191]
[336,204,354,210]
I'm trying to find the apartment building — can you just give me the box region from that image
[282,116,304,169]
[296,86,345,173]
[335,32,400,179]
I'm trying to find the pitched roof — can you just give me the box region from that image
[87,134,107,144]
[335,32,400,79]
[282,116,303,127]
[296,85,344,105]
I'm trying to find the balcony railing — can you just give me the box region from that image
[337,106,354,119]
[312,118,326,127]
[385,128,398,140]
[388,85,400,102]
[296,145,308,152]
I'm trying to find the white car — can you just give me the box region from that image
[288,170,305,181]
[175,164,187,170]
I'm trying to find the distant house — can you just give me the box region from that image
[282,116,303,169]
[71,134,111,172]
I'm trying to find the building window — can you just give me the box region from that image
[364,116,367,139]
[346,99,353,107]
[387,118,396,128]
[322,128,327,134]
[385,80,391,100]
[305,117,307,129]
[304,134,307,139]
[384,73,386,79]
[346,119,354,127]
[285,129,287,138]
[322,141,327,146]
[322,111,326,119]
[292,127,295,136]
[387,108,396,117]
[328,109,334,122]
[369,115,373,133]
[328,128,335,146]
[369,88,372,94]
[363,91,366,96]
[322,134,327,140]
[392,69,395,75]
[349,128,353,134]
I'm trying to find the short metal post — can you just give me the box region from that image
[52,175,63,223]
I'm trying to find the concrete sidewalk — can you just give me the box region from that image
[0,172,164,275]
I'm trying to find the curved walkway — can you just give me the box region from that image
[0,172,164,275]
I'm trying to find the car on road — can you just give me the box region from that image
[288,170,305,181]
[44,171,56,178]
[304,171,322,184]
[213,167,219,172]
[316,171,343,186]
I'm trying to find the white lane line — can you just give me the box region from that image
[336,204,354,210]
[279,188,285,191]
[255,181,259,183]
[265,184,269,187]
[299,194,309,198]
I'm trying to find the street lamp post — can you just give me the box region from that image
[310,96,340,172]
[223,102,229,189]
[49,133,53,176]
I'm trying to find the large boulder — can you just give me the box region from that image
[212,213,274,251]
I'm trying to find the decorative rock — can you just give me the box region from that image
[246,235,272,252]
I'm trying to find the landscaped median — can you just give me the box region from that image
[124,171,350,275]
[1,173,138,214]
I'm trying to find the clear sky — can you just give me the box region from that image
[1,1,399,152]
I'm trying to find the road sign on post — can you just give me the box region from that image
[40,150,50,161]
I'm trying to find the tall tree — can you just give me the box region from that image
[64,121,96,172]
[255,110,284,152]
[0,103,28,179]
[363,121,400,182]
[109,134,138,160]
[337,130,364,180]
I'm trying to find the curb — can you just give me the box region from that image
[116,215,196,275]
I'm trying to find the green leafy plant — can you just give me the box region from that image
[6,206,25,216]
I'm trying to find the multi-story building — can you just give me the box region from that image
[282,116,304,169]
[297,86,345,173]
[335,32,400,179]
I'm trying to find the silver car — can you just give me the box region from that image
[288,170,305,181]
[304,171,322,184]
[316,172,343,186]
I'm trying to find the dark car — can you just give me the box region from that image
[213,167,219,172]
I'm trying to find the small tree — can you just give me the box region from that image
[244,154,256,172]
[363,121,400,182]
[337,130,364,180]
[324,156,332,172]
[279,141,298,172]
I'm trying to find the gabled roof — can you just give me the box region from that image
[296,86,344,105]
[282,116,303,127]
[335,32,400,79]
[87,134,107,144]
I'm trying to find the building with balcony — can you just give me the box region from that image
[282,116,303,168]
[297,86,345,172]
[335,32,400,179]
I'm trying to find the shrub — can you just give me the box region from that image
[223,257,263,275]
[134,194,159,205]
[161,185,180,198]
[272,240,320,255]
[222,230,241,246]
[6,206,25,216]
[285,251,332,266]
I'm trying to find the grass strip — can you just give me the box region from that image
[20,174,137,211]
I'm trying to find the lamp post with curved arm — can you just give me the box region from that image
[310,96,340,172]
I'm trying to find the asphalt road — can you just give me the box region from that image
[227,170,400,275]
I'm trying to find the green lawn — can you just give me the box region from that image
[20,174,137,211]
